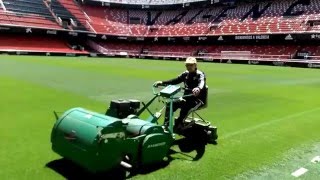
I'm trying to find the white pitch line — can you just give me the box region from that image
[221,106,320,140]
[291,167,308,177]
[289,155,320,177]
[311,156,320,163]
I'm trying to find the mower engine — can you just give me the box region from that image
[105,99,141,119]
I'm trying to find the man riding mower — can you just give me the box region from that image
[153,57,209,134]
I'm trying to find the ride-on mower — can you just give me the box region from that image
[50,84,218,174]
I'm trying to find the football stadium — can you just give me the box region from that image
[1,0,320,179]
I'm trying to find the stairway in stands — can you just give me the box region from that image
[0,0,10,25]
[47,0,88,31]
[0,0,5,11]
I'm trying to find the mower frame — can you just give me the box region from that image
[136,84,196,138]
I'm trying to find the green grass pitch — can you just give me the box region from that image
[0,55,320,179]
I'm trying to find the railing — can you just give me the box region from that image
[86,21,96,33]
[0,0,6,11]
[90,48,320,62]
[143,51,192,56]
[93,49,320,62]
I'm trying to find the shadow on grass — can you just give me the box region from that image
[46,158,170,179]
[171,136,218,161]
[46,138,217,179]
[46,158,127,180]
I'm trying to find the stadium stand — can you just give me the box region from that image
[81,5,131,35]
[0,34,87,54]
[96,41,144,56]
[0,0,93,31]
[1,0,62,29]
[300,45,320,59]
[201,45,298,57]
[0,0,318,66]
[81,0,320,36]
[91,42,299,60]
[142,44,198,57]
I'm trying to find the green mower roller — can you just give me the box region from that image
[50,84,218,173]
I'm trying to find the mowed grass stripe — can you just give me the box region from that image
[0,76,105,180]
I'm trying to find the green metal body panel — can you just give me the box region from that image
[123,117,173,166]
[125,118,164,135]
[121,135,146,167]
[141,133,173,165]
[51,108,127,173]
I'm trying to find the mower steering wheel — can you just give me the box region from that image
[152,85,196,99]
[152,84,165,95]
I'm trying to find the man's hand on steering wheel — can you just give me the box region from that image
[153,81,163,87]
